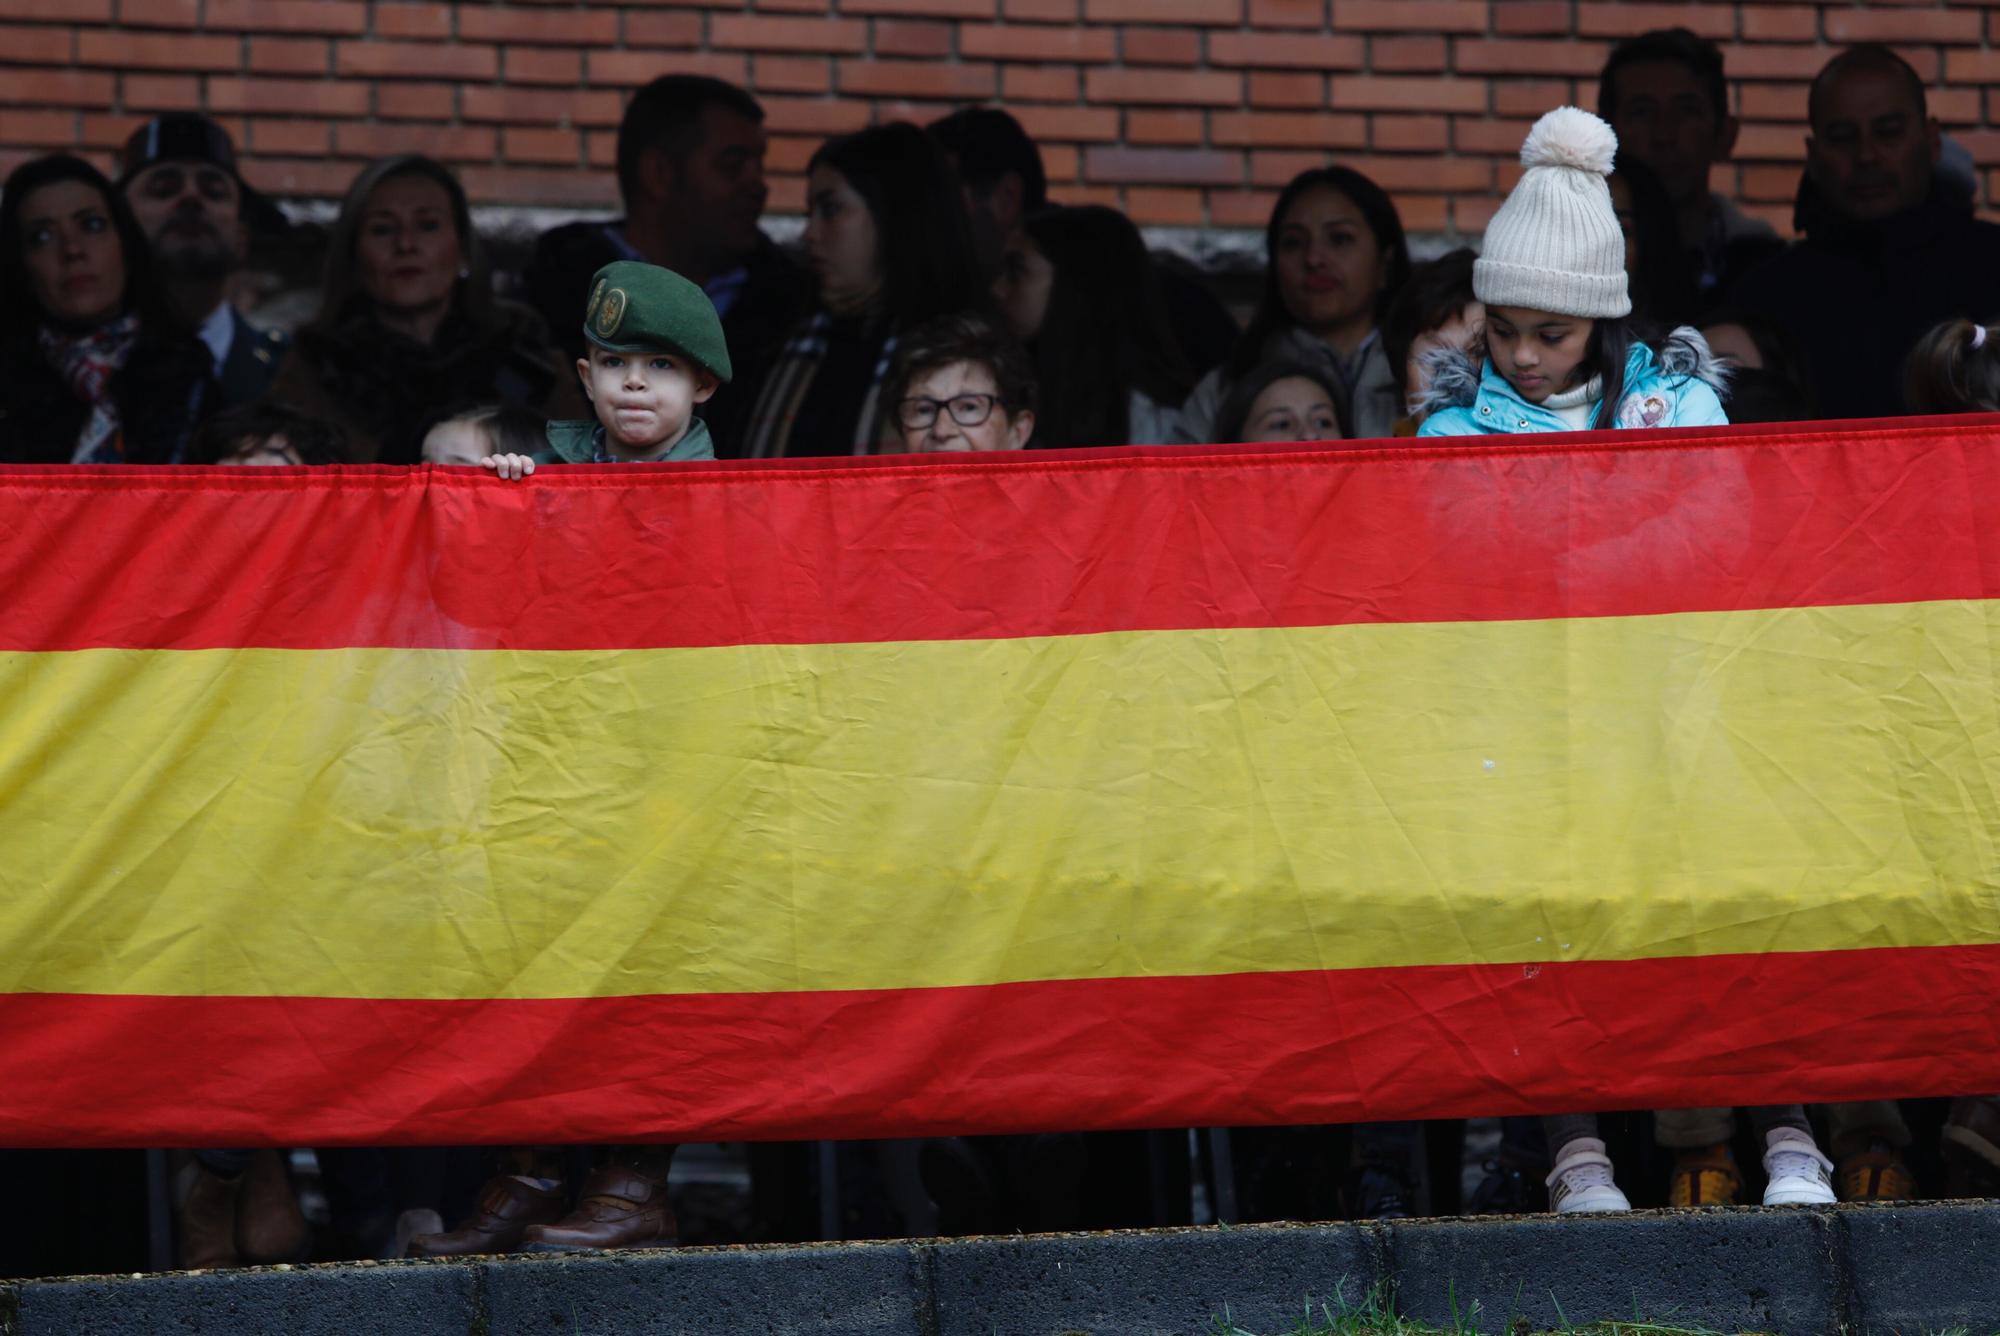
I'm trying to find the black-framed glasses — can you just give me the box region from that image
[897,393,1000,432]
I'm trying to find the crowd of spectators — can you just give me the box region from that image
[4,27,2000,1273]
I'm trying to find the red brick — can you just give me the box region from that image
[873,19,955,57]
[336,122,495,162]
[5,109,79,148]
[248,118,330,155]
[1933,87,1978,125]
[1250,149,1332,186]
[843,0,994,13]
[711,15,868,53]
[1330,75,1489,113]
[1059,183,1124,208]
[1123,27,1203,65]
[1332,0,1488,33]
[1211,108,1368,146]
[514,47,588,84]
[1492,0,1569,36]
[121,73,203,110]
[1249,71,1325,108]
[208,76,368,116]
[623,11,703,46]
[85,111,177,149]
[839,57,995,98]
[247,36,333,74]
[1126,109,1207,145]
[116,0,199,27]
[1370,36,1447,72]
[1011,103,1121,142]
[1005,0,1072,16]
[588,48,752,87]
[1452,115,1534,153]
[503,126,582,166]
[1003,65,1080,100]
[1738,163,1798,204]
[1088,66,1240,105]
[1453,37,1608,77]
[78,29,237,70]
[1738,83,1805,122]
[751,54,835,93]
[1828,9,1980,44]
[1732,121,1804,160]
[458,165,620,207]
[1349,153,1491,191]
[1085,0,1242,23]
[1738,6,1816,43]
[1372,112,1449,151]
[959,23,1117,61]
[6,0,110,17]
[1123,186,1205,225]
[766,134,820,174]
[337,38,494,79]
[1721,43,1835,80]
[1085,144,1241,185]
[1398,193,1450,231]
[1452,194,1501,232]
[0,68,111,106]
[1576,3,1736,40]
[1209,31,1365,68]
[1494,78,1573,114]
[461,85,623,126]
[1206,188,1280,227]
[1041,142,1079,181]
[586,132,616,171]
[256,156,373,198]
[459,6,617,44]
[1945,49,2000,83]
[375,81,453,119]
[760,95,871,134]
[1249,0,1323,26]
[373,3,453,37]
[206,0,366,32]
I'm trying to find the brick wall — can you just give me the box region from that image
[5,1,1999,237]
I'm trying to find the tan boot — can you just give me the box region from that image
[236,1149,309,1263]
[177,1162,243,1270]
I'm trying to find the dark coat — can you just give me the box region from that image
[524,221,809,458]
[0,324,214,464]
[265,300,577,464]
[215,308,289,411]
[1731,184,2000,420]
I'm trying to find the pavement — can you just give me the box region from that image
[4,1199,1997,1335]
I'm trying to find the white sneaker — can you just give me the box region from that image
[1762,1129,1836,1206]
[1546,1137,1632,1214]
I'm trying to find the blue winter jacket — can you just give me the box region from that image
[1417,327,1730,437]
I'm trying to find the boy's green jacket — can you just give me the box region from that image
[535,417,716,464]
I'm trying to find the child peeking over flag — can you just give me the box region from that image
[480,258,731,479]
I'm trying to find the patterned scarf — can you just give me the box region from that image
[738,311,899,459]
[38,314,140,463]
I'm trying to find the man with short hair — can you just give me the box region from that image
[928,105,1240,379]
[524,75,805,457]
[1732,44,2000,419]
[118,114,289,409]
[1597,27,1780,306]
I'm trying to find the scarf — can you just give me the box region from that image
[738,311,899,459]
[38,314,140,463]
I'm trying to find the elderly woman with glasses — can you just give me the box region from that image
[884,310,1038,453]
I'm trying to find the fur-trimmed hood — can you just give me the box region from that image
[1416,325,1731,420]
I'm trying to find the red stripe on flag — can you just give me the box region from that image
[5,943,1995,1147]
[6,417,2000,652]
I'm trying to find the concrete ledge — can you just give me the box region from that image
[5,1201,1997,1335]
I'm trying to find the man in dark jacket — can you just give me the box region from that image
[524,76,805,458]
[118,114,289,411]
[1732,45,2000,420]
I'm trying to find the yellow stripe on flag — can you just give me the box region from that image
[5,600,1999,1001]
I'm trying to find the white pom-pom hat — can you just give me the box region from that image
[1473,106,1630,319]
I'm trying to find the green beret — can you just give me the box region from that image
[581,260,733,383]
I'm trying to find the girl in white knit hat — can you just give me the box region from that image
[1418,107,1730,437]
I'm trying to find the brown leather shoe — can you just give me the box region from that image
[407,1175,568,1258]
[519,1165,677,1253]
[177,1163,242,1270]
[236,1149,309,1263]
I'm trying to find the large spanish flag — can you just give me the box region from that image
[3,419,1999,1148]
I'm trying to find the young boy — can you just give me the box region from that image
[481,258,732,479]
